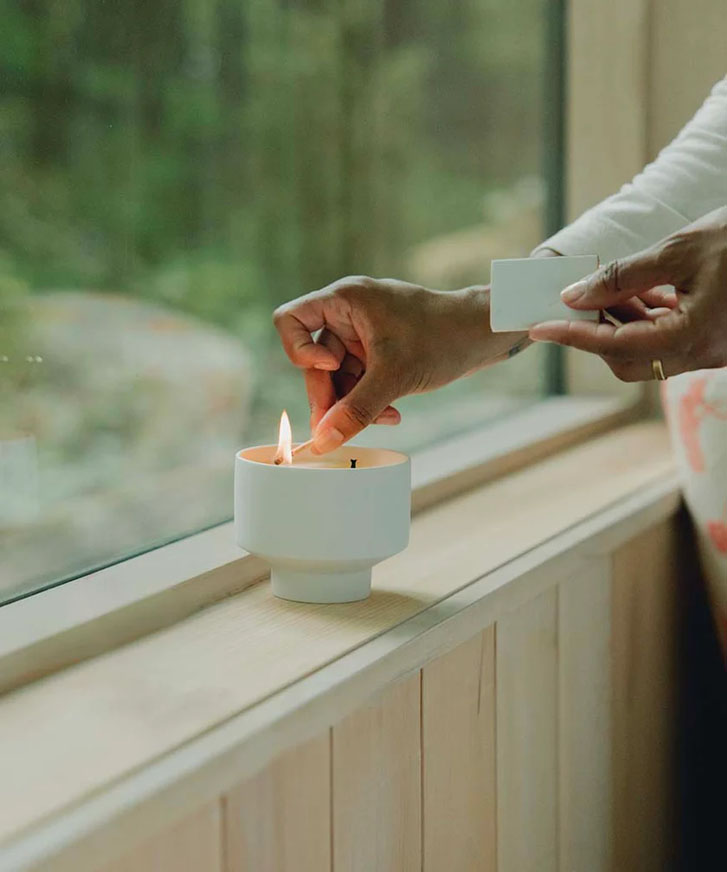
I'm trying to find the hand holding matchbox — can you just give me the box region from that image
[489,254,600,332]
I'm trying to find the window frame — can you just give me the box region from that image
[1,0,565,609]
[0,0,653,690]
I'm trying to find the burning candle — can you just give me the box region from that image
[234,411,411,603]
[274,410,294,465]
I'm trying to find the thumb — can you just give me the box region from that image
[312,364,394,454]
[560,248,670,310]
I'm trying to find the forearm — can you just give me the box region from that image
[534,77,727,262]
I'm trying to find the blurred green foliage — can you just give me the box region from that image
[0,0,544,324]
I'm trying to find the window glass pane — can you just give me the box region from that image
[1,0,552,601]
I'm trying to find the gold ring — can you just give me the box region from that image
[651,358,667,381]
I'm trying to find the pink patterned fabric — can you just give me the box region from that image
[664,369,727,657]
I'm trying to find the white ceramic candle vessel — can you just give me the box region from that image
[235,444,411,603]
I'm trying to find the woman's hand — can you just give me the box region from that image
[273,277,527,453]
[529,207,727,381]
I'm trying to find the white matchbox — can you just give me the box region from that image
[489,255,600,333]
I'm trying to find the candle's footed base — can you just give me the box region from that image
[270,566,372,603]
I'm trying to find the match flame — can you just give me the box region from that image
[274,410,293,465]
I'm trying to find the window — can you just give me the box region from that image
[1,0,555,603]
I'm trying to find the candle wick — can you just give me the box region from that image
[350,458,357,468]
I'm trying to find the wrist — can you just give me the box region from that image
[457,284,532,368]
[457,285,492,348]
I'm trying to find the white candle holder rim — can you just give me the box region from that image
[237,444,408,469]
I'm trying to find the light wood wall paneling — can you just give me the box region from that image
[649,0,727,155]
[611,519,682,872]
[496,588,559,872]
[332,673,421,872]
[566,0,650,219]
[421,627,496,872]
[223,733,330,872]
[98,801,222,872]
[558,561,612,872]
[564,0,650,398]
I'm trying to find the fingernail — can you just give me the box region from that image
[529,319,568,339]
[313,426,344,454]
[561,281,586,303]
[313,361,337,371]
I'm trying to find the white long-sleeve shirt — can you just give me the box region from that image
[535,77,727,643]
[534,76,727,262]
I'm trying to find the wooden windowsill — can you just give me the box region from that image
[0,394,634,697]
[0,419,678,871]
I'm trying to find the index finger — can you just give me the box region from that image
[273,295,340,371]
[529,310,685,358]
[304,367,337,430]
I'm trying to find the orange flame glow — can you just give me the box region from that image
[274,410,293,465]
